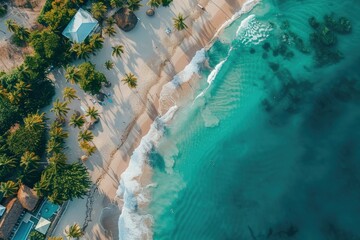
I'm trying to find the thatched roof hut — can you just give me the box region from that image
[0,198,24,239]
[17,185,39,211]
[114,8,138,32]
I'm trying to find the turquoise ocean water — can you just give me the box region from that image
[147,0,360,239]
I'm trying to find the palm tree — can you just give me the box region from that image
[51,99,70,120]
[5,19,19,33]
[48,237,64,240]
[65,223,84,239]
[20,151,39,173]
[71,43,92,60]
[79,141,96,156]
[161,0,173,7]
[173,13,188,31]
[122,72,137,88]
[147,0,161,9]
[69,114,85,128]
[110,0,126,8]
[78,130,94,143]
[14,80,31,98]
[0,181,19,198]
[65,66,81,84]
[0,155,17,177]
[63,87,78,103]
[46,138,63,155]
[112,45,124,57]
[89,33,104,51]
[127,0,142,12]
[0,155,17,169]
[104,60,114,70]
[24,112,46,131]
[15,26,30,42]
[104,26,116,37]
[48,153,67,166]
[85,106,100,121]
[91,2,107,21]
[106,17,116,27]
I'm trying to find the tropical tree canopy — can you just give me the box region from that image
[0,98,19,135]
[0,154,17,180]
[104,26,116,37]
[112,45,124,57]
[51,99,70,119]
[69,114,85,128]
[122,73,138,88]
[127,0,142,12]
[30,29,71,65]
[78,130,94,142]
[85,106,100,120]
[105,60,114,70]
[173,13,188,31]
[63,87,78,103]
[77,62,107,95]
[65,65,81,84]
[0,180,19,198]
[70,42,93,60]
[41,0,77,31]
[7,117,46,157]
[88,33,104,51]
[147,0,161,8]
[35,162,91,204]
[65,223,84,239]
[91,2,107,21]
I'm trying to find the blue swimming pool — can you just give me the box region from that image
[39,201,59,220]
[12,221,33,240]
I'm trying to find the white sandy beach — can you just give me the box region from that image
[47,0,252,239]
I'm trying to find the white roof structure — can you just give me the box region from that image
[62,8,98,43]
[0,205,5,217]
[35,217,51,235]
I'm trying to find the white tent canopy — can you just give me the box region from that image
[62,8,98,43]
[0,205,5,217]
[35,217,51,234]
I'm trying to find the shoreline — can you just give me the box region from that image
[51,0,256,238]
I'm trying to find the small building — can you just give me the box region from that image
[0,198,24,239]
[35,217,51,235]
[17,184,39,211]
[62,8,99,43]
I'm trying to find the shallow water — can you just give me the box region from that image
[148,0,360,239]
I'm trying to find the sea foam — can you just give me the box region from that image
[117,105,178,240]
[117,50,207,240]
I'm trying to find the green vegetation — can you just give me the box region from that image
[173,13,188,31]
[127,0,142,13]
[70,113,85,128]
[122,72,138,88]
[39,0,77,31]
[105,60,114,70]
[112,45,124,57]
[7,113,46,157]
[29,230,46,240]
[35,162,91,204]
[91,2,107,21]
[65,223,84,239]
[5,19,30,46]
[77,62,107,95]
[0,181,19,198]
[0,4,7,18]
[30,28,71,66]
[86,106,100,121]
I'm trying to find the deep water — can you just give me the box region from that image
[148,0,360,239]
